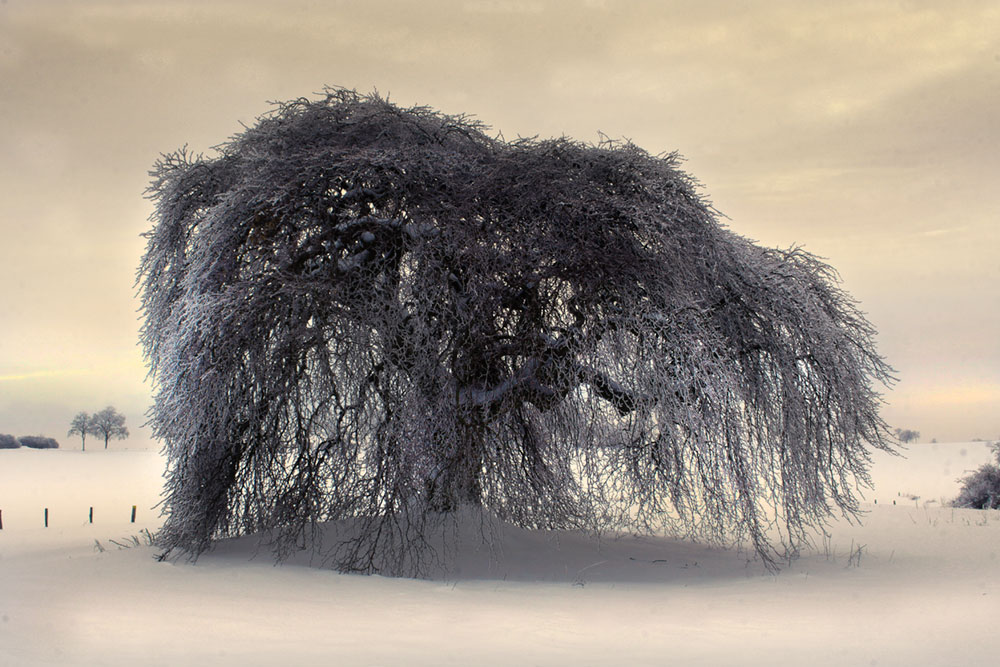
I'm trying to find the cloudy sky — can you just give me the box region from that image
[1,0,997,447]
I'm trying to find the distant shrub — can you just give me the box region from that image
[19,435,60,449]
[0,433,20,449]
[953,443,1000,510]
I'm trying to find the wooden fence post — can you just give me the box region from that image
[44,507,49,528]
[89,507,94,524]
[0,508,3,530]
[131,505,136,523]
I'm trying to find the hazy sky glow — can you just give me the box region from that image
[1,0,997,446]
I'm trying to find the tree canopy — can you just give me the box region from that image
[138,89,894,574]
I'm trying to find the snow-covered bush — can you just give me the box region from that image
[953,443,1000,509]
[19,436,60,450]
[0,433,20,449]
[139,89,895,574]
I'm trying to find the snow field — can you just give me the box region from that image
[1,442,998,666]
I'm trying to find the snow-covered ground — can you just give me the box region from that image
[1,442,997,666]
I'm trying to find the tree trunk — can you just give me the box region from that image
[426,425,484,513]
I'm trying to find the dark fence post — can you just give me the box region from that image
[89,507,94,524]
[131,505,136,523]
[44,508,49,528]
[0,508,3,530]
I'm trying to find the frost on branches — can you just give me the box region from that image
[138,89,894,574]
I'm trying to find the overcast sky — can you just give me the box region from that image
[1,0,997,447]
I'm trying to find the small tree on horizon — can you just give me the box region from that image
[68,412,93,451]
[894,428,920,444]
[90,407,129,449]
[138,89,895,574]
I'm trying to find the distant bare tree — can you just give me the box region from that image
[138,89,895,574]
[0,433,20,449]
[68,412,93,451]
[894,428,920,444]
[90,407,129,449]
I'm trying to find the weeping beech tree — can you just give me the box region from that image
[138,89,894,574]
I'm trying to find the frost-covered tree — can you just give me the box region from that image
[0,433,20,449]
[90,407,129,449]
[138,89,894,574]
[68,411,93,451]
[894,427,920,444]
